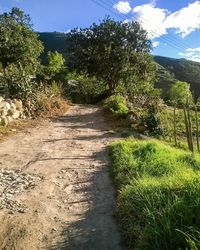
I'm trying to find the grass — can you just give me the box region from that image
[160,107,200,140]
[109,139,200,249]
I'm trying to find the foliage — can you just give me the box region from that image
[0,63,42,101]
[66,17,155,94]
[46,51,65,78]
[0,7,43,71]
[104,95,129,117]
[169,81,193,105]
[0,7,43,101]
[127,93,164,136]
[64,72,107,104]
[25,82,67,117]
[109,139,200,249]
[141,103,163,136]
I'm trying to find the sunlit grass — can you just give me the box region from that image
[109,139,200,249]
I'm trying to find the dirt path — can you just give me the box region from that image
[0,105,124,250]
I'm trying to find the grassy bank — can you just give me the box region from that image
[109,139,200,249]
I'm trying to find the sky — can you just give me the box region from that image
[1,0,200,61]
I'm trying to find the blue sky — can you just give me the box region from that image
[1,0,200,61]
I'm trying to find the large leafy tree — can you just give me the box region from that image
[0,7,43,75]
[0,7,43,99]
[66,17,156,94]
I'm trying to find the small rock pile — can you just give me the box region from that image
[0,169,42,213]
[0,96,24,126]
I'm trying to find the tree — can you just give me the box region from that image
[46,51,65,78]
[0,7,43,76]
[66,17,155,94]
[0,7,43,100]
[169,81,193,150]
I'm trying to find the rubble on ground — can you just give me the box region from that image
[0,169,42,212]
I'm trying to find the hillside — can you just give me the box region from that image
[154,55,200,99]
[38,32,200,98]
[38,32,67,63]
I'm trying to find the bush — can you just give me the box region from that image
[109,139,200,249]
[64,72,107,104]
[24,82,67,117]
[104,95,129,117]
[141,104,164,136]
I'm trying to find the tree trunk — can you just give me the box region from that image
[187,104,194,152]
[173,104,178,147]
[195,105,200,152]
[183,106,190,151]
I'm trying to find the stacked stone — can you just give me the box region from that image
[0,96,23,126]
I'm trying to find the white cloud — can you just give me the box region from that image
[164,1,200,38]
[113,1,131,14]
[152,41,160,48]
[186,48,200,52]
[133,2,169,39]
[179,47,200,62]
[125,1,200,39]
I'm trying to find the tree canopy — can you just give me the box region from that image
[47,51,65,76]
[66,17,156,94]
[169,81,192,105]
[0,7,43,72]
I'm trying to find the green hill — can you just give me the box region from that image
[38,32,200,98]
[38,32,67,63]
[154,56,200,99]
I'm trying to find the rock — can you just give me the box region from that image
[0,116,8,126]
[7,116,13,124]
[0,102,10,111]
[1,109,8,117]
[13,99,23,111]
[0,96,24,126]
[7,108,16,116]
[12,110,20,119]
[0,169,42,212]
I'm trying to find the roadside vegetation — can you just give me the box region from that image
[109,139,200,249]
[1,6,200,249]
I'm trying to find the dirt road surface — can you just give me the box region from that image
[0,105,124,250]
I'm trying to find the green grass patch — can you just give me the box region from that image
[109,139,200,249]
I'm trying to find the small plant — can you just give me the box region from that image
[104,95,129,117]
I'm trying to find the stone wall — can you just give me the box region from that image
[0,97,23,126]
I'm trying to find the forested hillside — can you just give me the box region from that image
[38,32,67,63]
[155,56,200,99]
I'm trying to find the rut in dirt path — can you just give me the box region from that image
[0,105,125,250]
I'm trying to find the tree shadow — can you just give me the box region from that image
[45,148,126,250]
[51,106,118,132]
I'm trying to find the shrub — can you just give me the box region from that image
[109,139,200,249]
[104,95,129,117]
[24,82,67,117]
[64,72,107,104]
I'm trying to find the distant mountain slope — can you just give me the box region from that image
[38,32,67,63]
[38,32,200,98]
[154,56,200,99]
